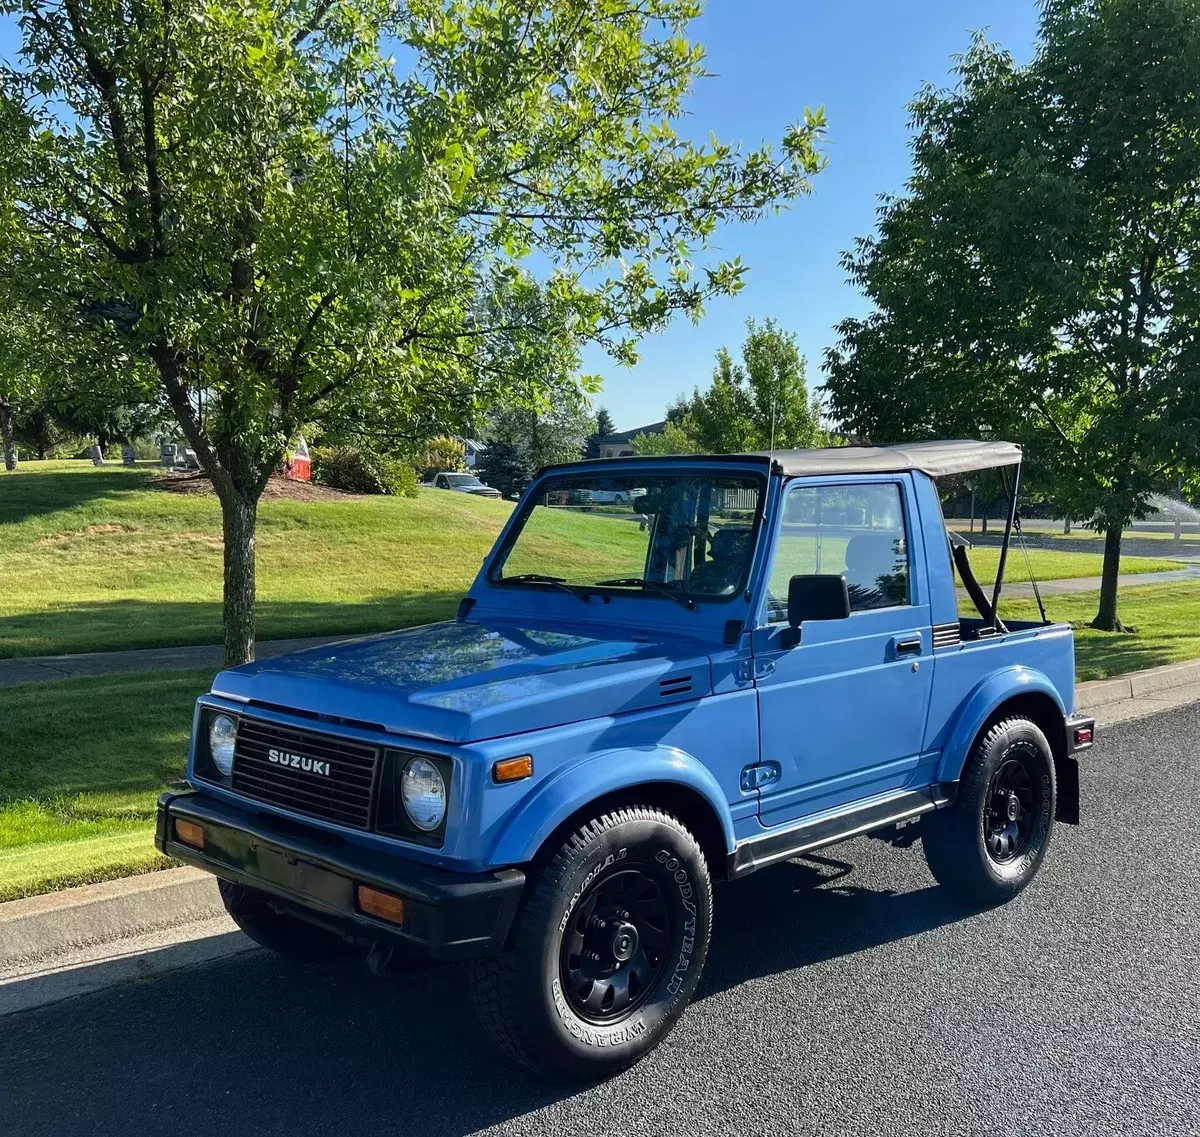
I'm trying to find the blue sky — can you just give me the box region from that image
[0,2,1041,432]
[586,0,1042,431]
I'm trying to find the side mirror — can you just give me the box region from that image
[785,574,850,644]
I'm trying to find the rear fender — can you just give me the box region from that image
[937,666,1066,784]
[486,745,735,868]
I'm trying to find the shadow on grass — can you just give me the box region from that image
[0,667,205,803]
[0,592,467,659]
[0,467,160,527]
[1073,629,1186,681]
[0,849,974,1137]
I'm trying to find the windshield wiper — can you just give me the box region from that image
[594,578,696,610]
[501,573,592,602]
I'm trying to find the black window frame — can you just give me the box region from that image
[486,466,769,607]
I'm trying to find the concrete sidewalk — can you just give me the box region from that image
[978,562,1200,600]
[0,634,349,687]
[4,561,1200,688]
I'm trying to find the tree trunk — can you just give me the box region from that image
[218,487,258,666]
[1091,525,1126,631]
[0,396,15,471]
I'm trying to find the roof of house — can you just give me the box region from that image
[597,421,667,444]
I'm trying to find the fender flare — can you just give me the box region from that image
[487,745,735,867]
[937,665,1066,783]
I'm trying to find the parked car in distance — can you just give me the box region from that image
[424,471,502,498]
[158,440,1094,1081]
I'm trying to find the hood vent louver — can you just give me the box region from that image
[659,674,693,698]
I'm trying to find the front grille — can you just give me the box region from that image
[231,718,379,830]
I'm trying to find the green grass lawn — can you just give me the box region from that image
[0,667,207,901]
[1,460,517,657]
[963,545,1181,585]
[1,462,1183,659]
[995,582,1200,681]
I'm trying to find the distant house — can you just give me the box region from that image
[462,439,487,469]
[594,421,666,458]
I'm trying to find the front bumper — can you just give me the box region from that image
[156,791,524,962]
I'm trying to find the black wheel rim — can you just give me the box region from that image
[559,865,673,1024]
[983,754,1037,863]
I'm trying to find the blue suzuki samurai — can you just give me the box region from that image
[158,440,1095,1078]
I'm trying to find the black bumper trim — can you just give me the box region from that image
[156,791,524,962]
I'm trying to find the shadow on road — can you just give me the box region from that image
[0,851,973,1137]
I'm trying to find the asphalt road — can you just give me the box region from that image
[3,707,1199,1137]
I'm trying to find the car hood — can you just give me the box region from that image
[211,619,713,744]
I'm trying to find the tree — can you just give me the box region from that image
[825,1,1200,631]
[630,419,702,455]
[673,318,825,453]
[0,0,826,663]
[583,405,617,459]
[476,438,533,499]
[488,384,597,472]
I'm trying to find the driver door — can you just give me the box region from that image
[752,477,934,827]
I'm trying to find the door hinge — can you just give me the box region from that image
[736,658,776,683]
[741,762,781,792]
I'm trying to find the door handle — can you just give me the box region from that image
[894,636,923,658]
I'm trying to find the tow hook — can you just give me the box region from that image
[366,940,428,978]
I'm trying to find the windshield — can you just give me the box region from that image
[491,470,763,601]
[445,474,482,487]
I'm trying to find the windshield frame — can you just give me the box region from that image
[486,464,770,607]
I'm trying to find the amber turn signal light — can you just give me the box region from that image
[357,885,406,926]
[173,818,205,849]
[492,755,533,783]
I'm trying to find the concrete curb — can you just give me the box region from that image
[0,867,221,969]
[1075,659,1200,710]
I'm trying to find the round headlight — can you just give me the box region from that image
[208,713,238,777]
[400,757,447,832]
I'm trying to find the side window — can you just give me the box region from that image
[767,482,910,623]
[435,475,446,488]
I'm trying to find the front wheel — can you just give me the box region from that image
[468,807,713,1080]
[923,715,1056,906]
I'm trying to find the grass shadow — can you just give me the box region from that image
[0,466,159,527]
[0,592,468,659]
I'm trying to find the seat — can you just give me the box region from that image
[688,527,752,596]
[843,532,906,609]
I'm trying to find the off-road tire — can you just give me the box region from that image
[218,880,358,960]
[923,715,1056,906]
[468,807,713,1080]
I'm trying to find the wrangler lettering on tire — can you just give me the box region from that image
[468,806,713,1079]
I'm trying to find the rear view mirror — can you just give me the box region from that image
[787,574,851,638]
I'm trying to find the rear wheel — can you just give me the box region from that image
[219,880,358,960]
[923,716,1056,905]
[468,807,713,1080]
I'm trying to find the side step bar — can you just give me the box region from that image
[728,784,956,879]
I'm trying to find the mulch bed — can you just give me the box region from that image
[153,470,363,502]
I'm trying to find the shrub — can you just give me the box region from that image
[418,435,466,481]
[311,447,418,497]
